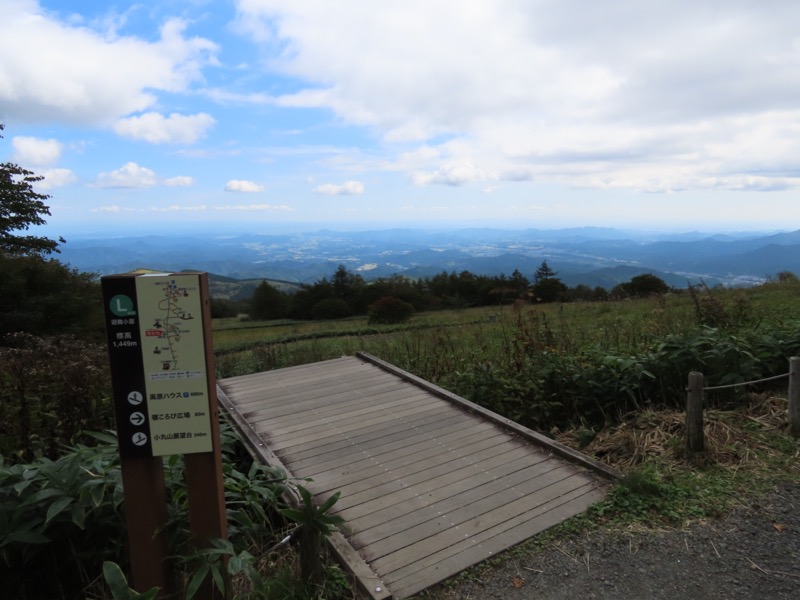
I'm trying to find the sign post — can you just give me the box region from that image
[102,272,227,598]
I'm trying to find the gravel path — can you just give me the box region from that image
[423,482,800,599]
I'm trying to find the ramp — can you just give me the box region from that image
[218,352,617,599]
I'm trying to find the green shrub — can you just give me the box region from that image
[367,295,415,324]
[0,333,113,461]
[310,298,351,320]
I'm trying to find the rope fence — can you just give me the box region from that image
[686,356,800,454]
[703,372,790,391]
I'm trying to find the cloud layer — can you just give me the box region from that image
[2,1,217,127]
[236,0,800,192]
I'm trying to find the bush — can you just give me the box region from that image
[0,333,113,461]
[311,298,351,320]
[368,295,415,324]
[0,425,328,600]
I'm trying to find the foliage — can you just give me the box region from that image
[210,297,244,319]
[0,435,126,599]
[1,424,347,600]
[0,123,63,256]
[0,254,104,338]
[0,333,113,461]
[311,297,352,320]
[531,276,568,303]
[281,488,345,584]
[612,273,670,298]
[531,260,568,302]
[103,561,159,600]
[215,278,800,435]
[249,281,289,320]
[367,295,415,324]
[533,260,557,282]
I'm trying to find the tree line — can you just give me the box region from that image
[231,262,672,323]
[0,121,671,333]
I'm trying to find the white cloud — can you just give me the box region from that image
[313,180,364,195]
[94,162,157,188]
[235,0,800,193]
[224,179,265,192]
[163,176,194,187]
[1,2,218,125]
[411,163,485,187]
[114,112,215,144]
[11,136,62,165]
[214,204,293,211]
[149,204,207,212]
[38,168,78,190]
[91,205,134,213]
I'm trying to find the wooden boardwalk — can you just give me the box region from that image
[217,353,616,599]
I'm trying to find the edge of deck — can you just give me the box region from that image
[355,351,621,481]
[217,384,392,600]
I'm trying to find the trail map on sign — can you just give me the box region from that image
[142,278,201,376]
[135,274,213,455]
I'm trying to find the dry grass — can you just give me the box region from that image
[557,393,797,472]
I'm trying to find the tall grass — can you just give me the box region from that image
[213,279,800,432]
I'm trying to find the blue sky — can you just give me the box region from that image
[2,0,800,236]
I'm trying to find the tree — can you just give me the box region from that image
[368,295,415,324]
[0,124,63,256]
[534,260,557,283]
[532,260,567,302]
[249,280,288,320]
[510,269,530,295]
[0,254,103,338]
[612,273,670,298]
[532,277,568,302]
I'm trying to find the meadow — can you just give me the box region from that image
[2,276,799,599]
[214,278,800,432]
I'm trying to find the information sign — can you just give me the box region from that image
[102,272,213,457]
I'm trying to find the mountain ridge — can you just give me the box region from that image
[57,227,799,288]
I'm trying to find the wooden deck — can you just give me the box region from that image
[217,353,616,599]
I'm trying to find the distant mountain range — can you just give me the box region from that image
[57,226,800,292]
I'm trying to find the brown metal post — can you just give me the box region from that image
[686,371,705,455]
[789,357,800,438]
[184,273,229,600]
[120,456,174,596]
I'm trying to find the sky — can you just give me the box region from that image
[2,0,800,236]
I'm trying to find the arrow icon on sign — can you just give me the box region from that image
[130,412,145,426]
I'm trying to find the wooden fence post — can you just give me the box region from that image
[686,371,705,455]
[789,357,800,438]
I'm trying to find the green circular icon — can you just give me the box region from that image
[110,294,136,317]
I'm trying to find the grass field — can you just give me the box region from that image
[212,278,800,432]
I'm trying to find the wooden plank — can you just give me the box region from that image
[332,444,536,512]
[217,385,392,600]
[318,439,530,500]
[363,466,584,565]
[219,356,356,389]
[289,420,497,476]
[306,431,522,494]
[350,458,566,547]
[258,389,431,437]
[219,355,613,600]
[261,397,446,451]
[375,478,602,580]
[357,352,621,480]
[339,451,550,528]
[298,423,507,481]
[387,483,606,598]
[282,410,474,463]
[229,370,399,409]
[268,407,464,460]
[239,379,412,422]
